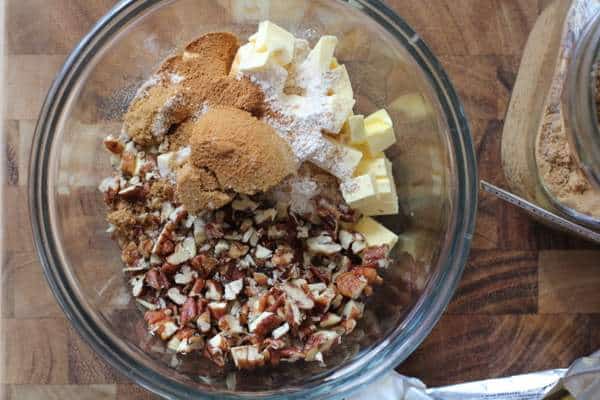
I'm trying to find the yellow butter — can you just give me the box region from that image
[306,35,338,72]
[353,216,398,251]
[326,138,363,176]
[355,156,388,178]
[341,174,377,207]
[344,114,366,144]
[252,21,295,65]
[236,21,295,72]
[236,42,271,72]
[364,109,396,155]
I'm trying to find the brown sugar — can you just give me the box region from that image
[536,108,600,217]
[149,179,175,202]
[174,106,296,211]
[107,207,137,234]
[123,82,189,146]
[176,163,232,212]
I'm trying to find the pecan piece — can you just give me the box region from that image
[121,241,141,266]
[249,311,281,336]
[230,344,265,370]
[180,297,198,326]
[335,272,367,299]
[361,245,389,267]
[103,136,124,154]
[120,152,137,176]
[145,268,170,290]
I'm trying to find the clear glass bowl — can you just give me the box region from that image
[29,0,477,398]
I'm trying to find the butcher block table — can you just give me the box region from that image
[3,0,600,398]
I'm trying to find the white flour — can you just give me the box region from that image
[239,38,356,180]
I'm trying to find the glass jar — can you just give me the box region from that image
[502,0,600,235]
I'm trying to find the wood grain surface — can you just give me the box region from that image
[3,0,600,398]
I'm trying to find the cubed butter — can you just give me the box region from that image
[236,21,295,72]
[326,137,363,176]
[355,156,388,178]
[353,216,398,251]
[251,21,296,65]
[236,42,271,72]
[373,178,399,215]
[364,109,396,155]
[344,115,366,144]
[306,35,338,72]
[325,65,355,133]
[341,174,377,208]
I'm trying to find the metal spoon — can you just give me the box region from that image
[480,180,600,244]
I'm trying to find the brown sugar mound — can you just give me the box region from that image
[123,32,264,146]
[176,164,232,212]
[123,82,189,146]
[174,106,296,211]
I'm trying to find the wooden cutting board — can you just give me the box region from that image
[3,0,600,398]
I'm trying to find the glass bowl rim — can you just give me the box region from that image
[28,0,478,398]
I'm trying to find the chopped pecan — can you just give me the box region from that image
[205,280,223,301]
[196,309,211,333]
[190,253,218,277]
[180,297,198,326]
[156,239,175,257]
[145,268,170,290]
[228,242,249,259]
[306,234,342,255]
[361,245,389,267]
[205,222,224,239]
[304,330,340,361]
[189,278,206,296]
[224,279,244,300]
[230,344,265,369]
[104,136,124,154]
[271,246,294,266]
[208,302,228,319]
[335,272,367,299]
[281,283,314,310]
[319,313,342,328]
[160,262,178,275]
[253,272,269,286]
[120,152,136,176]
[118,185,146,202]
[218,314,245,334]
[121,241,141,266]
[352,266,383,285]
[249,311,281,336]
[167,287,187,305]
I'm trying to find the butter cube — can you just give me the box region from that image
[344,115,366,144]
[326,137,363,176]
[353,155,398,215]
[353,216,398,251]
[306,35,338,72]
[355,156,388,178]
[364,109,396,155]
[341,174,377,208]
[236,42,271,72]
[251,21,296,65]
[339,143,364,176]
[373,178,399,215]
